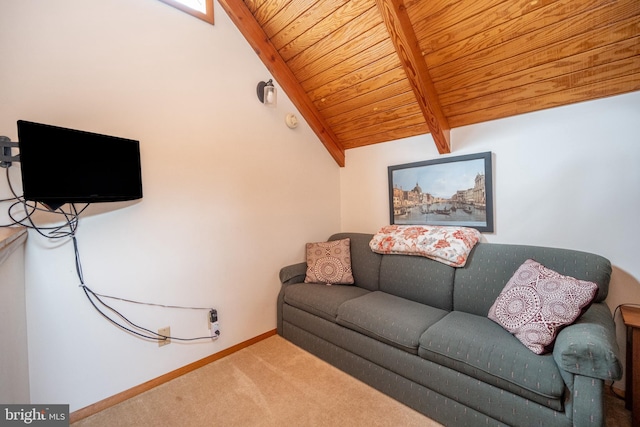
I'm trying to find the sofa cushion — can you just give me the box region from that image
[284,283,369,323]
[304,238,354,285]
[337,291,448,354]
[453,243,611,316]
[379,254,455,311]
[329,233,382,291]
[488,259,598,355]
[419,311,565,411]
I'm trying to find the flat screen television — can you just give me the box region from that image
[17,120,142,210]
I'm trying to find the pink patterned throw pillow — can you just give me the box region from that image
[304,238,354,285]
[488,259,598,354]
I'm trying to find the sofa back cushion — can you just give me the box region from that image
[453,243,612,316]
[379,255,455,310]
[329,233,382,291]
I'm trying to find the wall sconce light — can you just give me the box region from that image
[257,79,277,107]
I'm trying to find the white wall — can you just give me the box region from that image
[340,91,640,389]
[0,0,340,411]
[0,232,29,404]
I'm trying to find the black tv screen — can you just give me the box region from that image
[17,120,142,209]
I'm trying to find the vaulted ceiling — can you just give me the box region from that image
[218,0,640,166]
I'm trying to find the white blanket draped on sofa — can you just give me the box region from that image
[369,225,481,267]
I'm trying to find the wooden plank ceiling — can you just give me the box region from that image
[219,0,640,166]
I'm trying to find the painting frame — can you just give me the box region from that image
[388,152,494,232]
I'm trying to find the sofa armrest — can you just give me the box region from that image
[553,303,622,381]
[277,262,306,335]
[279,262,307,285]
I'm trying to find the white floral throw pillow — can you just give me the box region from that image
[488,259,598,354]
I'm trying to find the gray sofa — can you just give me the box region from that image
[277,232,622,427]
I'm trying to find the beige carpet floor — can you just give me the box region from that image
[72,336,442,426]
[72,334,631,426]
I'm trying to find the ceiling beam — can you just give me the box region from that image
[375,0,451,154]
[218,0,346,167]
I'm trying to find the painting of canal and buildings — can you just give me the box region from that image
[389,152,493,232]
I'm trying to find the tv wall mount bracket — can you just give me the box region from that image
[0,136,20,168]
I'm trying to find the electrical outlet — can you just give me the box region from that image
[209,309,220,339]
[211,322,220,338]
[158,326,171,347]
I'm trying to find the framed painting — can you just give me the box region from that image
[388,152,494,232]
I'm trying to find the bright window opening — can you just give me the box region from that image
[175,0,206,14]
[158,0,214,24]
